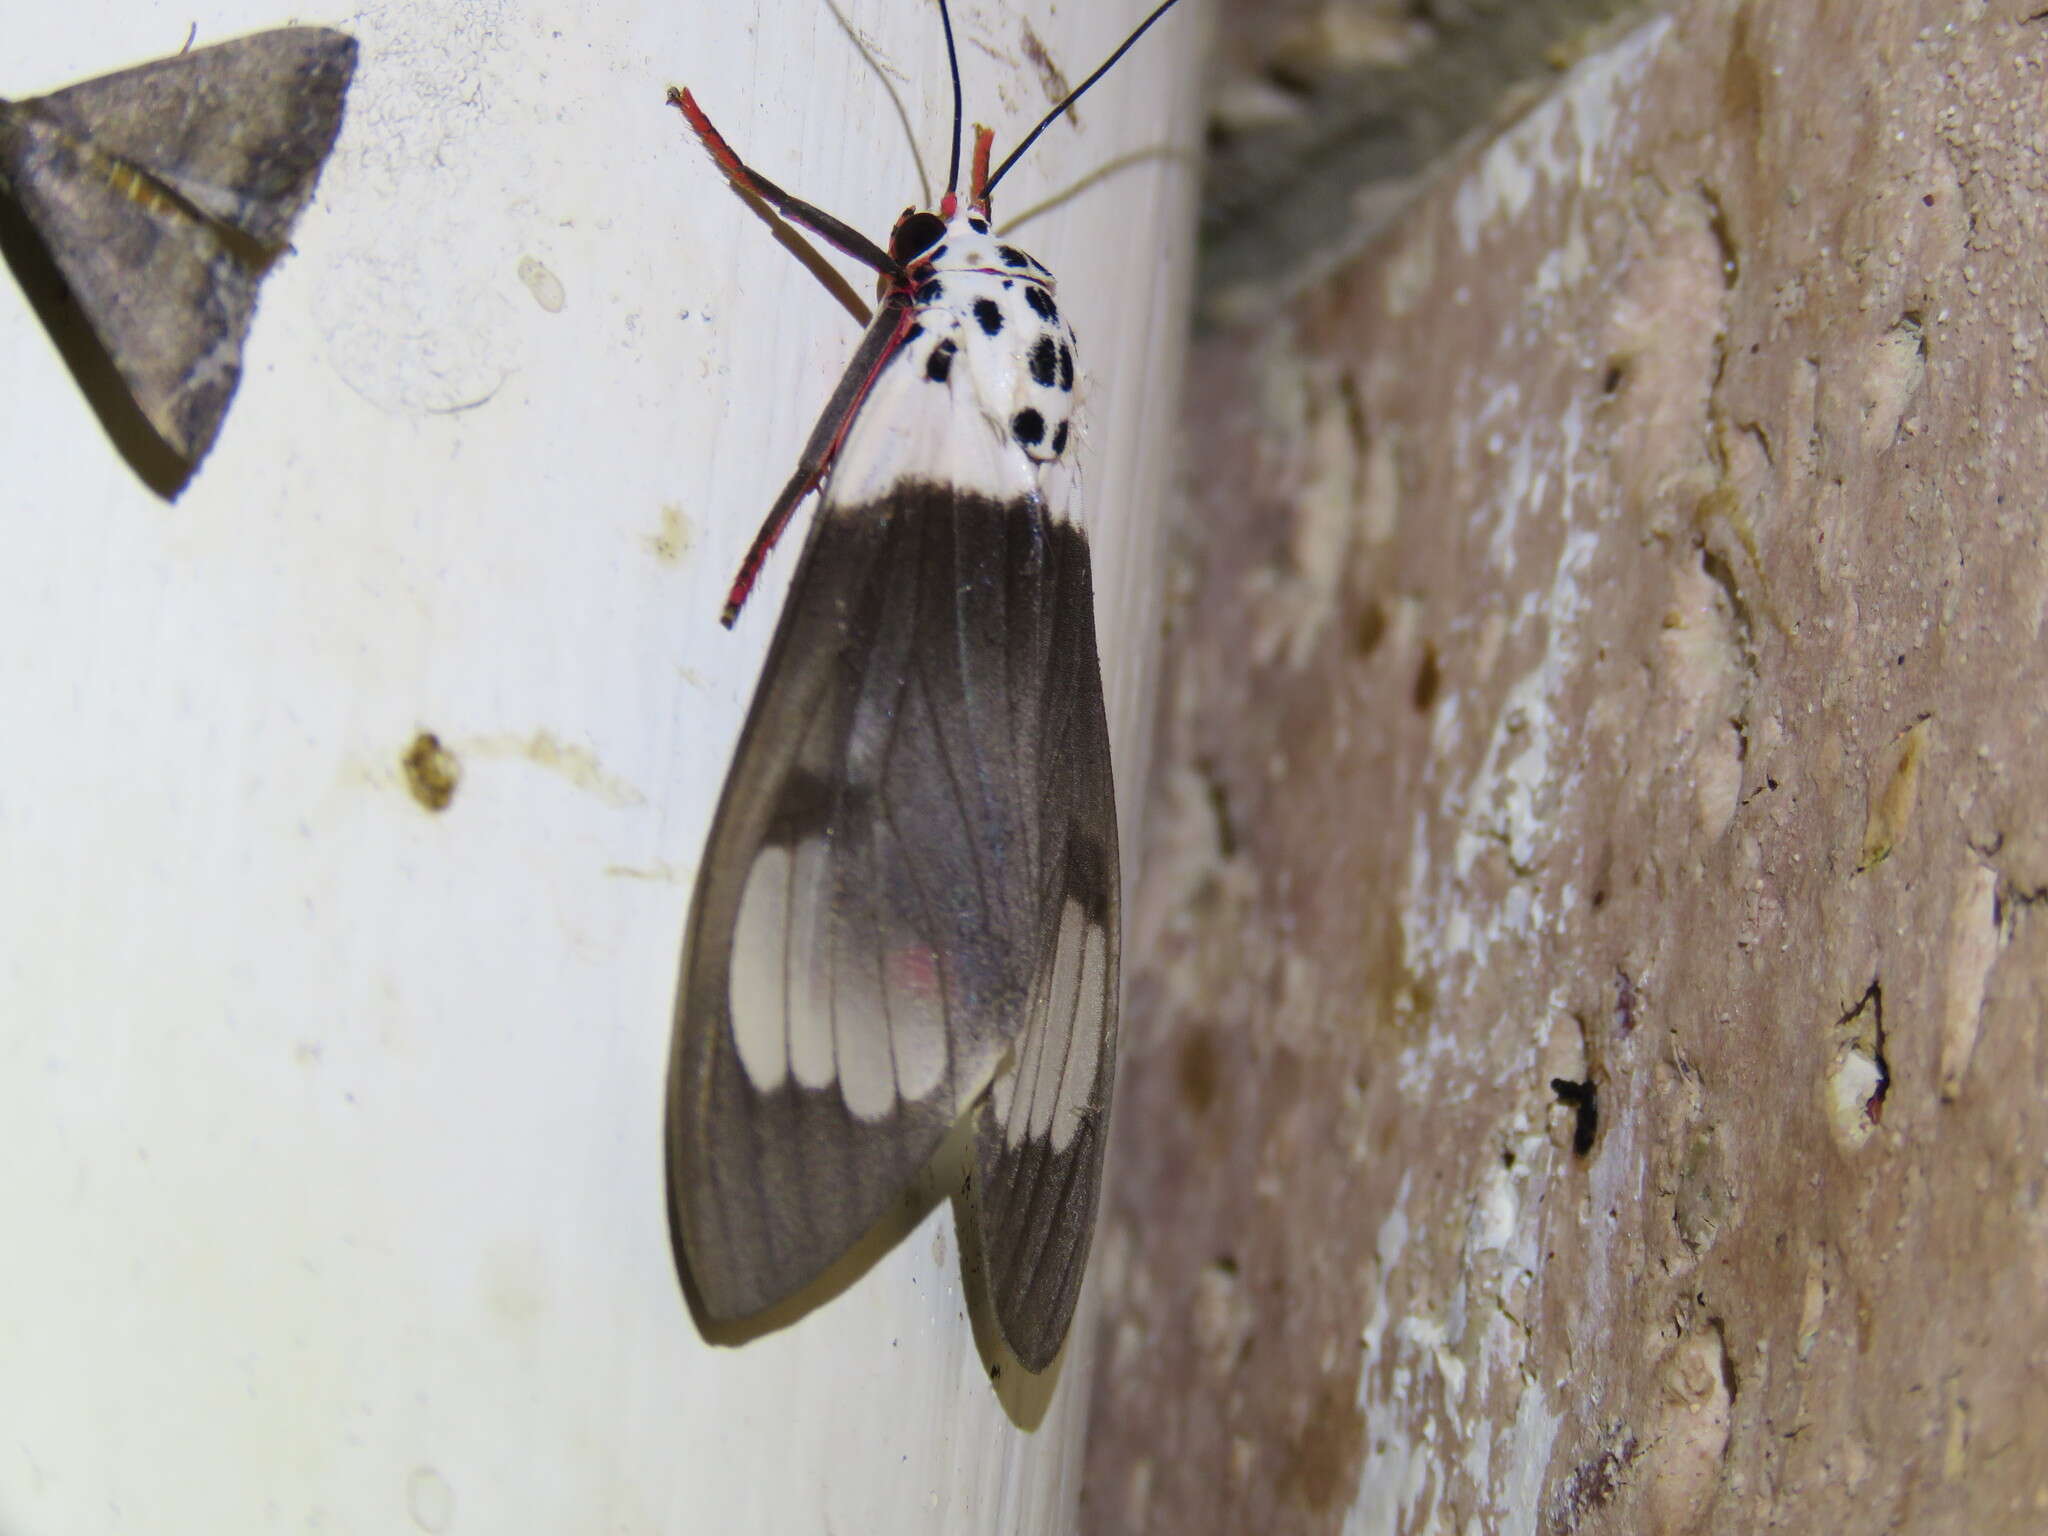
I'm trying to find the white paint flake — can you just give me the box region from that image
[1399,527,1598,1021]
[1348,1124,1564,1533]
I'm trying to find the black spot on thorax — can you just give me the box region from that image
[1012,407,1045,446]
[1028,335,1057,386]
[972,297,1004,335]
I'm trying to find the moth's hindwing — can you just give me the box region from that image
[670,472,1117,1338]
[965,612,1118,1373]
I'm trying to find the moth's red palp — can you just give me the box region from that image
[967,125,994,213]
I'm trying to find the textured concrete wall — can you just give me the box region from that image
[1086,2,2048,1530]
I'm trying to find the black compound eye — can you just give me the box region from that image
[1012,408,1045,446]
[891,211,947,264]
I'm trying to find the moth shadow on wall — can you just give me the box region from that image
[0,193,191,497]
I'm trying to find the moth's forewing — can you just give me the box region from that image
[671,483,1091,1322]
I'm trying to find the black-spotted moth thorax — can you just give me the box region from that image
[887,206,1078,469]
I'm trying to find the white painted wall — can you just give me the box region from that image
[0,1,1201,1529]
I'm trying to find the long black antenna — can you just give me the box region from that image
[937,0,965,195]
[982,0,1186,200]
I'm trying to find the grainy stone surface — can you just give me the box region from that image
[1085,2,2048,1531]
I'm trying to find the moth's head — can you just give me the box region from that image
[884,118,1002,275]
[887,203,1050,290]
[888,208,950,268]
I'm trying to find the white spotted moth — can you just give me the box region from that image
[666,0,1185,1373]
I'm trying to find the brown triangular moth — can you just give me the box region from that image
[0,28,356,480]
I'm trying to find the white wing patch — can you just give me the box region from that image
[730,844,792,1092]
[730,835,960,1121]
[1019,899,1083,1146]
[885,940,949,1103]
[832,904,897,1120]
[990,896,1110,1156]
[1056,911,1109,1152]
[784,837,836,1091]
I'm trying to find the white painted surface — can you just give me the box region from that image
[0,0,1200,1530]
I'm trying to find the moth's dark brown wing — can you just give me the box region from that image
[964,521,1118,1374]
[0,29,355,462]
[671,484,1108,1323]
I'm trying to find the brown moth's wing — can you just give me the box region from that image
[0,28,356,463]
[670,482,1108,1325]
